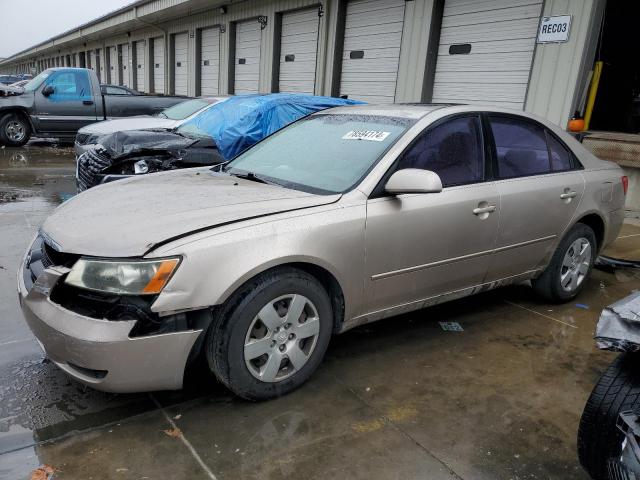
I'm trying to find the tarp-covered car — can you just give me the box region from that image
[76,93,363,191]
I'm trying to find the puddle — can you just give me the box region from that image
[0,143,77,209]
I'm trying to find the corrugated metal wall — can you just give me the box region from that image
[525,0,606,126]
[0,0,602,128]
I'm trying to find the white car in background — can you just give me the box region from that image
[74,97,227,156]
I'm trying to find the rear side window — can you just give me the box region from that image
[489,116,550,178]
[397,115,484,187]
[547,132,573,171]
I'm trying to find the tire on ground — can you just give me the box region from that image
[578,353,640,480]
[0,112,31,147]
[205,266,333,401]
[532,222,597,302]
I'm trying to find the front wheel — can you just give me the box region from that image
[206,267,333,400]
[0,113,31,147]
[532,223,597,302]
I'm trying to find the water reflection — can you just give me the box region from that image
[0,144,76,207]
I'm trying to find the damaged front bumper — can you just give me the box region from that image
[18,265,202,393]
[595,291,640,352]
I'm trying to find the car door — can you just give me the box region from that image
[34,69,98,134]
[364,114,500,315]
[483,114,585,282]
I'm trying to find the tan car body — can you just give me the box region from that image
[18,105,626,392]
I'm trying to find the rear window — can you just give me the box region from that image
[161,99,214,120]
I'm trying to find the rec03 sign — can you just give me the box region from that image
[537,15,572,43]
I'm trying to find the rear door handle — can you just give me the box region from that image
[83,100,94,105]
[560,191,577,199]
[473,205,496,215]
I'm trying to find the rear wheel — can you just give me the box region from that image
[578,353,640,480]
[532,223,596,302]
[0,112,31,146]
[205,267,333,400]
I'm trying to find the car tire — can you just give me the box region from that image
[532,223,597,302]
[578,353,640,480]
[205,267,333,401]
[0,112,31,147]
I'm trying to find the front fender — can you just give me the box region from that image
[148,200,367,322]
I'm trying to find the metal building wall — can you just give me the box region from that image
[525,0,605,126]
[0,0,603,130]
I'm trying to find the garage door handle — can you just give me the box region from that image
[83,100,94,105]
[473,205,496,215]
[560,191,577,199]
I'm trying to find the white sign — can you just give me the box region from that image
[342,130,390,142]
[537,15,572,43]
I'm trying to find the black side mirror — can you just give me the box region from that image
[42,85,54,97]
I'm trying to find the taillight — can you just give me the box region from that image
[622,176,629,195]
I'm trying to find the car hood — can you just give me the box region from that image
[95,129,196,160]
[80,117,178,136]
[41,168,341,257]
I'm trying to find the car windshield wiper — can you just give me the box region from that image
[230,171,272,185]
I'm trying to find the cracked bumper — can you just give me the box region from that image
[18,266,202,393]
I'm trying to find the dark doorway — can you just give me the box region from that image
[590,0,640,133]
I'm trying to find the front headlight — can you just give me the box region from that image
[65,258,180,295]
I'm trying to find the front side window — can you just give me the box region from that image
[46,71,91,99]
[225,114,411,194]
[396,116,484,187]
[489,116,551,178]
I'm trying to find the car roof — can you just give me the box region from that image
[316,103,569,130]
[321,103,610,171]
[319,104,449,119]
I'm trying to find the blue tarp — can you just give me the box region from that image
[181,93,364,159]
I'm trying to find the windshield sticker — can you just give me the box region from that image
[342,130,391,142]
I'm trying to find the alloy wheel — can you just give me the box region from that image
[5,120,26,142]
[560,237,592,292]
[244,294,320,382]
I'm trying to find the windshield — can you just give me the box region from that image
[225,114,412,194]
[160,99,215,120]
[22,71,51,92]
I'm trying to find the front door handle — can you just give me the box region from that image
[82,100,94,105]
[473,205,496,215]
[560,191,577,199]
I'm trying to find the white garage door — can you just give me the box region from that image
[339,0,406,103]
[432,0,543,109]
[279,8,320,94]
[234,20,261,94]
[153,37,165,94]
[136,41,146,92]
[200,27,220,96]
[173,33,189,95]
[109,46,118,84]
[120,44,130,87]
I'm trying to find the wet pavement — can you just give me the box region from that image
[1,143,639,479]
